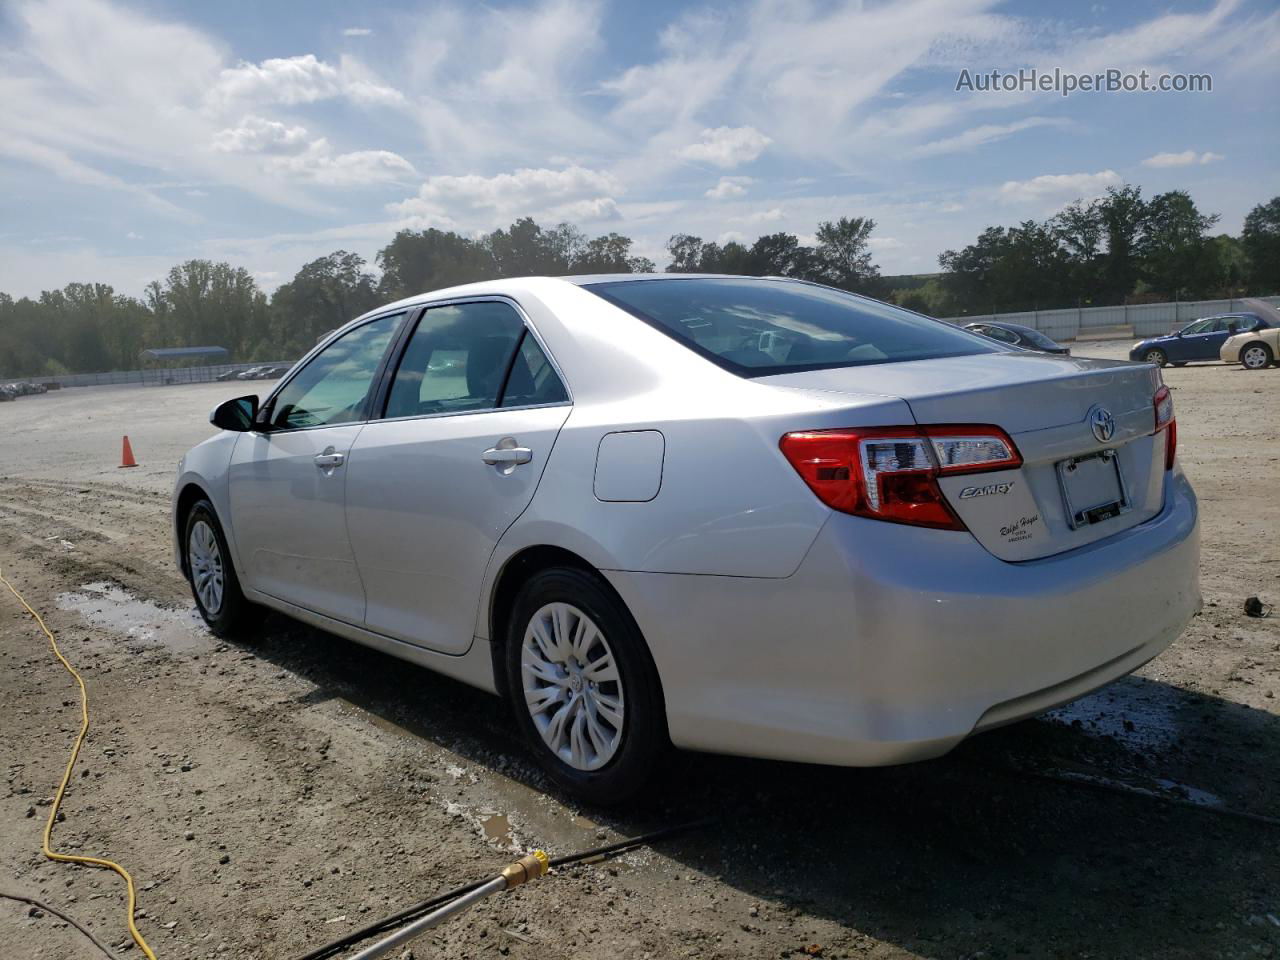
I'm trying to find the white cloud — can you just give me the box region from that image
[705,176,753,199]
[209,53,405,108]
[0,139,192,219]
[677,126,771,169]
[266,141,416,186]
[913,117,1067,157]
[998,170,1122,204]
[1142,149,1225,167]
[399,0,612,166]
[389,165,622,228]
[343,28,373,37]
[125,231,142,240]
[555,197,622,222]
[213,116,309,153]
[732,206,784,225]
[868,237,904,250]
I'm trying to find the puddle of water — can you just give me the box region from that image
[1152,777,1223,807]
[56,581,210,652]
[479,812,512,843]
[1046,767,1225,810]
[1046,677,1184,753]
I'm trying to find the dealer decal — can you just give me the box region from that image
[1001,514,1040,543]
[958,481,1015,499]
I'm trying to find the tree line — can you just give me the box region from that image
[2,189,1277,377]
[927,188,1279,317]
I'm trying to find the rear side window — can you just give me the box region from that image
[586,278,999,376]
[500,334,568,407]
[385,301,524,419]
[383,300,567,419]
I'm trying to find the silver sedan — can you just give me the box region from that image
[173,275,1200,802]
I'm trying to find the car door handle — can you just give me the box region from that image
[314,450,345,469]
[482,439,532,467]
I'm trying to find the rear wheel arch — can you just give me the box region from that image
[487,545,663,714]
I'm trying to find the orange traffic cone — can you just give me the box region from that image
[119,435,138,468]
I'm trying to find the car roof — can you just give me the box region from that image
[356,273,808,321]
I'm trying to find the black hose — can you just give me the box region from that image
[295,817,713,960]
[0,889,117,960]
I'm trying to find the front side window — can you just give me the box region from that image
[586,277,1000,377]
[268,312,405,429]
[385,301,528,419]
[1182,318,1214,335]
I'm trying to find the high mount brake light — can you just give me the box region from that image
[779,425,1021,530]
[1153,384,1176,470]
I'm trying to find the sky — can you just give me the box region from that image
[1,0,1278,298]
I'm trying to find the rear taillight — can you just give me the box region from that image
[779,425,1021,530]
[1153,384,1176,470]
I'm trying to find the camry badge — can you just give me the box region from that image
[959,482,1015,499]
[1088,405,1116,443]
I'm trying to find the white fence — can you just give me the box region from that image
[939,295,1280,341]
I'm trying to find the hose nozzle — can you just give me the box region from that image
[500,850,550,888]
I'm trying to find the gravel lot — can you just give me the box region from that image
[1,343,1277,960]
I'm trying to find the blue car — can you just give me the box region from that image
[1129,312,1272,366]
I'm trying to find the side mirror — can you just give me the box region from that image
[210,395,259,432]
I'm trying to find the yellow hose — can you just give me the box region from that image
[0,565,158,960]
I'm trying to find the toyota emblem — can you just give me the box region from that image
[1088,405,1116,443]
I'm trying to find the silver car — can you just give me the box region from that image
[173,276,1200,802]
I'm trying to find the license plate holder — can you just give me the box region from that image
[1056,449,1131,530]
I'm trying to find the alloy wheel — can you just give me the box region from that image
[188,519,225,615]
[520,601,625,771]
[1243,345,1269,370]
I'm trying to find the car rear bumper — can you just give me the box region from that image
[607,467,1199,767]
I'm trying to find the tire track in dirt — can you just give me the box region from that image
[0,475,184,605]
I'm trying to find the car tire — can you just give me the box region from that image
[1143,349,1168,367]
[182,499,257,638]
[504,566,666,805]
[1241,343,1273,370]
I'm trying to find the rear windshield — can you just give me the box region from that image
[1017,326,1060,349]
[585,277,999,377]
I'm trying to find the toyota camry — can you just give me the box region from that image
[173,275,1200,802]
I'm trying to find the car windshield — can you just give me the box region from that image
[585,277,999,376]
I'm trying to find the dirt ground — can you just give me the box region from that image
[1,344,1277,960]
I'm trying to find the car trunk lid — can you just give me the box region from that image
[763,352,1170,561]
